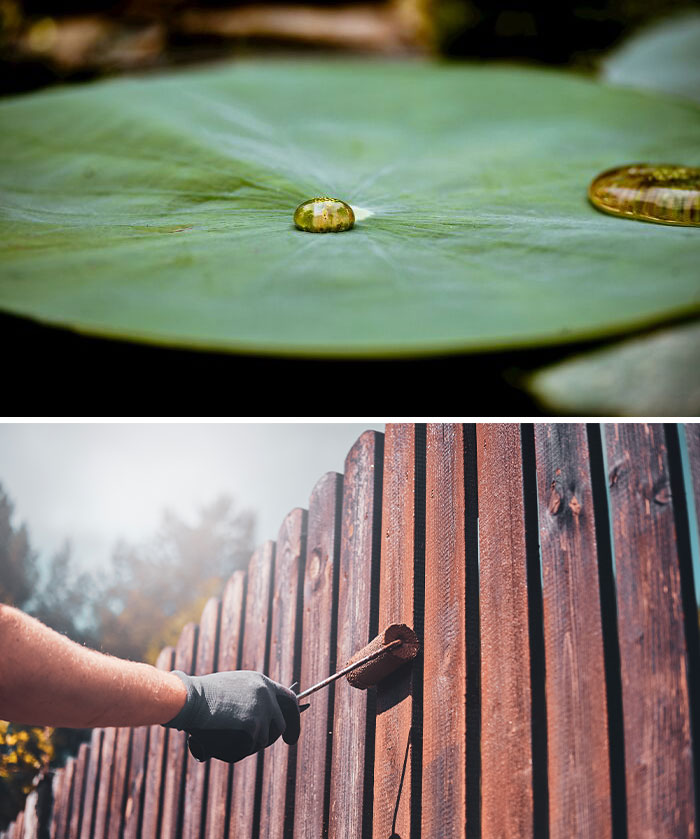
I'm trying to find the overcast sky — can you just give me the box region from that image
[0,422,384,572]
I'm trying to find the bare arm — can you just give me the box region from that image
[0,604,186,728]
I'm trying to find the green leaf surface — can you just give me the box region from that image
[1,61,699,357]
[526,320,700,415]
[601,11,700,105]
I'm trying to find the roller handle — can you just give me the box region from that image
[296,639,403,700]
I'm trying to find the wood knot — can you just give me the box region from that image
[547,482,562,515]
[653,485,671,505]
[568,495,581,515]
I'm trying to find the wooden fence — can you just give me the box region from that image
[3,423,699,839]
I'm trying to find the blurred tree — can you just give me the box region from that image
[96,495,255,662]
[0,486,38,609]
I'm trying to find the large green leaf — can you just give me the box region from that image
[601,11,700,105]
[1,61,699,357]
[527,319,700,415]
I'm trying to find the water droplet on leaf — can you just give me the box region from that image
[588,164,700,226]
[293,197,355,233]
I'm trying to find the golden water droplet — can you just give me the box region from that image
[293,197,355,233]
[588,164,700,226]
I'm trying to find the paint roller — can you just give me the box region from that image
[296,623,420,701]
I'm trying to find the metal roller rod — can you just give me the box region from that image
[296,639,403,700]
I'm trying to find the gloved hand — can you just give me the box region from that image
[163,670,301,764]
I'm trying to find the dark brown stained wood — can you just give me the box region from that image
[49,764,67,839]
[122,727,149,839]
[183,597,221,839]
[161,622,198,839]
[329,430,384,839]
[79,728,104,839]
[69,742,90,839]
[373,424,418,839]
[106,727,133,839]
[228,543,275,839]
[534,424,612,839]
[477,423,534,839]
[141,646,175,839]
[605,423,695,839]
[686,424,700,523]
[259,508,308,839]
[293,472,343,839]
[93,725,118,839]
[57,757,76,839]
[422,424,468,839]
[206,571,245,838]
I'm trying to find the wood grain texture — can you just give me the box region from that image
[183,597,221,839]
[49,764,68,839]
[69,742,90,839]
[206,571,245,839]
[293,472,343,839]
[93,726,117,839]
[534,423,612,839]
[422,423,468,839]
[329,430,384,839]
[141,646,175,839]
[374,424,419,839]
[259,508,307,839]
[79,728,104,839]
[58,758,76,839]
[122,727,149,839]
[477,423,534,839]
[228,543,275,839]
[686,424,700,524]
[161,623,199,839]
[606,423,695,839]
[106,727,133,839]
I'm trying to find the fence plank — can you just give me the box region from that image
[122,726,149,839]
[79,728,104,839]
[422,424,470,838]
[606,423,695,839]
[205,571,246,839]
[259,508,307,839]
[161,624,199,839]
[93,725,117,839]
[106,727,133,839]
[183,597,221,839]
[373,424,421,839]
[478,423,534,839]
[49,766,67,839]
[141,646,175,839]
[293,472,343,839]
[329,430,384,839]
[686,423,700,520]
[228,543,275,839]
[535,423,612,839]
[69,743,90,839]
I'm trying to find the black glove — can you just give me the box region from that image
[163,670,301,764]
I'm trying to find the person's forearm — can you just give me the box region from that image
[0,605,186,728]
